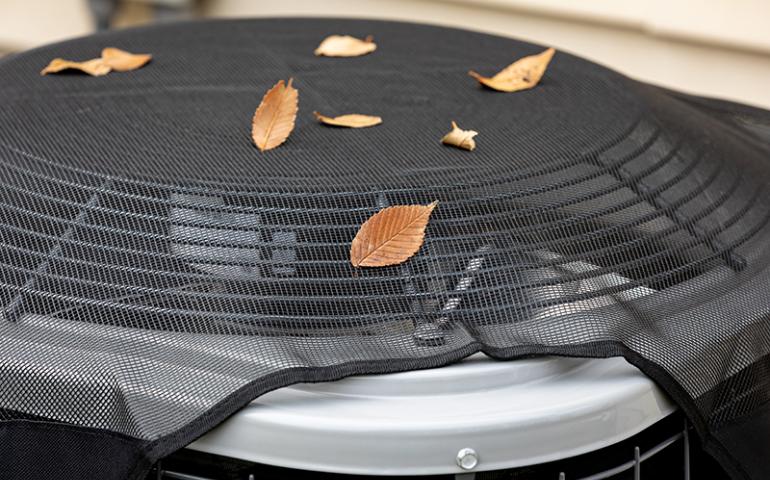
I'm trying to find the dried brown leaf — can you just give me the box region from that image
[314,35,377,57]
[41,47,151,76]
[251,78,299,152]
[313,111,382,128]
[350,201,438,268]
[441,121,478,151]
[101,47,152,72]
[40,58,112,76]
[468,47,555,92]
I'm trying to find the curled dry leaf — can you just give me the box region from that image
[314,111,382,128]
[41,47,151,76]
[101,47,152,72]
[441,121,478,151]
[468,47,555,92]
[40,58,112,76]
[314,35,377,57]
[351,201,438,268]
[251,78,299,152]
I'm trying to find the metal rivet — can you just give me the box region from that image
[456,448,479,470]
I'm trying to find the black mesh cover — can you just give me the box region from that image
[1,18,769,480]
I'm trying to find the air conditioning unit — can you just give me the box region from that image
[1,17,768,480]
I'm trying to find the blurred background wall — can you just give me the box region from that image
[2,0,769,108]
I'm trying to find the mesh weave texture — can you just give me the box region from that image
[1,18,769,480]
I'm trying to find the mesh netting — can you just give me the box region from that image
[0,18,769,480]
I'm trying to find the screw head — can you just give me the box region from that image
[456,448,479,470]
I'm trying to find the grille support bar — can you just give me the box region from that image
[3,181,109,322]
